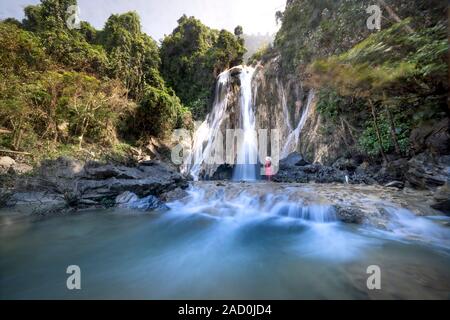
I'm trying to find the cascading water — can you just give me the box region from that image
[232,66,259,181]
[281,89,315,159]
[276,78,292,132]
[183,70,231,181]
[184,66,260,181]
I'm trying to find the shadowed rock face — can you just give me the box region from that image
[252,58,351,166]
[11,157,188,209]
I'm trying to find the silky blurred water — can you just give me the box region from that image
[1,187,449,299]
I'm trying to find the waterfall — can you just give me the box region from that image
[281,90,315,159]
[184,70,231,181]
[232,66,258,181]
[276,78,292,131]
[184,65,313,180]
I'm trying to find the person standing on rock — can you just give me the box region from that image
[265,157,273,181]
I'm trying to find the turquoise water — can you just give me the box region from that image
[1,208,449,299]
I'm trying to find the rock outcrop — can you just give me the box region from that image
[10,157,188,211]
[0,156,33,175]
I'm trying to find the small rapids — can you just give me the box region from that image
[1,183,449,299]
[168,185,337,223]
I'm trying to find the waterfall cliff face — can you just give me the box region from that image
[184,58,349,180]
[252,58,356,167]
[232,66,259,181]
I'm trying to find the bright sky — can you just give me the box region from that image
[0,0,286,41]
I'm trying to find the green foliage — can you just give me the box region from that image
[100,12,161,99]
[160,15,246,119]
[274,0,373,73]
[23,0,77,31]
[274,0,447,74]
[309,16,447,158]
[135,85,184,138]
[248,45,270,65]
[359,112,411,156]
[1,0,200,159]
[0,22,48,76]
[309,19,447,103]
[234,26,243,38]
[316,89,341,120]
[40,29,108,74]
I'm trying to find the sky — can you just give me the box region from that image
[0,0,286,41]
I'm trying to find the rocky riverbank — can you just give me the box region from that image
[208,151,450,216]
[275,152,450,215]
[0,156,188,215]
[1,148,449,219]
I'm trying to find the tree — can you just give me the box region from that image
[234,25,243,38]
[100,12,161,100]
[160,16,245,119]
[308,19,447,159]
[275,11,283,25]
[135,85,183,138]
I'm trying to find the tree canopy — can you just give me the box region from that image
[160,15,246,119]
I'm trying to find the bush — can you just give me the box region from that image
[135,86,185,138]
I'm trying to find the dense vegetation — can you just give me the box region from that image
[0,0,244,162]
[273,0,448,160]
[160,16,246,119]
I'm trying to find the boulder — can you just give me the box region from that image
[210,164,233,180]
[280,152,308,168]
[335,206,365,224]
[18,157,188,209]
[410,118,450,155]
[116,191,167,211]
[83,165,142,180]
[333,157,358,172]
[9,163,33,175]
[374,158,408,184]
[115,191,139,205]
[384,181,405,189]
[160,188,189,202]
[431,184,450,215]
[0,189,12,207]
[0,156,15,173]
[406,153,449,190]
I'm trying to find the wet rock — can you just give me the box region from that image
[116,191,167,211]
[273,168,309,183]
[333,157,358,172]
[431,184,450,215]
[375,159,409,184]
[275,162,347,184]
[14,157,188,210]
[410,118,450,155]
[0,189,12,207]
[302,164,320,174]
[210,164,233,180]
[160,188,188,202]
[406,153,449,190]
[385,181,405,189]
[335,206,365,224]
[280,152,308,168]
[115,191,138,205]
